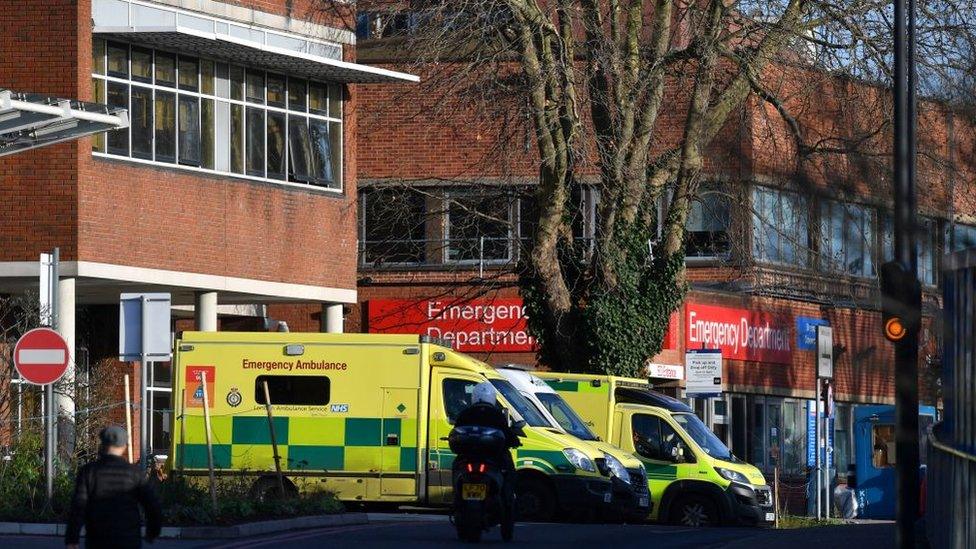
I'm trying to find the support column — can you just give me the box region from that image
[56,277,76,454]
[195,291,218,332]
[322,304,344,333]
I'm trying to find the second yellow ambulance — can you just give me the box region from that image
[536,373,775,527]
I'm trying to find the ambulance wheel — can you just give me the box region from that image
[515,477,555,522]
[670,495,718,527]
[249,476,296,502]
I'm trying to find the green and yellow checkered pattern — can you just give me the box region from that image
[177,416,419,473]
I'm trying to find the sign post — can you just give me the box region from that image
[119,293,172,465]
[685,349,723,398]
[37,248,60,500]
[14,326,70,500]
[815,325,833,520]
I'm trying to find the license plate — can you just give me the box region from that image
[604,492,612,504]
[765,512,775,522]
[462,483,487,501]
[639,496,649,508]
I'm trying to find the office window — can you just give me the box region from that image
[266,111,286,180]
[130,86,153,160]
[882,215,938,286]
[246,70,264,104]
[178,56,199,91]
[201,99,215,170]
[178,96,201,166]
[155,91,176,163]
[246,107,265,177]
[821,200,875,277]
[360,187,428,265]
[92,38,106,75]
[267,74,286,108]
[131,47,152,83]
[447,192,512,262]
[255,375,330,406]
[229,65,244,101]
[200,59,215,96]
[91,78,106,152]
[309,82,328,115]
[752,186,809,266]
[106,82,129,156]
[155,52,176,87]
[288,78,307,111]
[686,185,732,258]
[310,119,335,185]
[951,223,976,252]
[107,42,128,78]
[91,41,343,190]
[231,104,244,174]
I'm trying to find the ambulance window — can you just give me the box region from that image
[255,375,330,406]
[633,415,693,463]
[442,379,478,423]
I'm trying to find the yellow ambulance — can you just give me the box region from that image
[168,332,613,521]
[535,373,775,527]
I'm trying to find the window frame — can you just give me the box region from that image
[820,199,876,278]
[90,39,344,194]
[751,185,810,267]
[685,183,733,260]
[444,189,516,265]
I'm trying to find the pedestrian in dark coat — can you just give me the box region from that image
[65,426,162,549]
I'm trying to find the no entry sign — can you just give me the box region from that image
[14,328,70,385]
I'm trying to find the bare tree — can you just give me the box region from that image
[349,0,976,375]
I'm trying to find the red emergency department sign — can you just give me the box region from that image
[13,328,70,385]
[368,298,538,353]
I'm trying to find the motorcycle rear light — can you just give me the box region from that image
[466,463,473,473]
[478,463,486,473]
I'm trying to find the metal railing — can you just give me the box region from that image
[358,236,597,276]
[925,249,976,548]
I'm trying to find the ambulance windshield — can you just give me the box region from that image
[490,379,549,428]
[536,392,599,441]
[672,412,736,462]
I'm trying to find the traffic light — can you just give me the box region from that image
[879,260,921,343]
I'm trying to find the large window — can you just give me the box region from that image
[360,187,428,265]
[950,223,976,252]
[882,215,938,286]
[91,39,343,190]
[752,186,809,266]
[632,414,688,462]
[446,191,513,263]
[686,185,732,258]
[820,200,875,277]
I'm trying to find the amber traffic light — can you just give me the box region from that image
[884,317,907,342]
[879,261,921,344]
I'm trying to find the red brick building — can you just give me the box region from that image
[270,19,976,500]
[0,0,414,457]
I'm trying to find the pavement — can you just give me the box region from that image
[0,514,895,548]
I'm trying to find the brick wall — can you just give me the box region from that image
[0,0,85,261]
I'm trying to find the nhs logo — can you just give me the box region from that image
[330,403,350,413]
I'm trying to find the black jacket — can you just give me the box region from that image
[65,454,162,548]
[454,402,522,469]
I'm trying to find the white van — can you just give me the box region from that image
[497,366,651,521]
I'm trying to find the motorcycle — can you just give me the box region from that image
[448,425,518,543]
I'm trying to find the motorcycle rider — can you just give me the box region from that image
[453,382,521,501]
